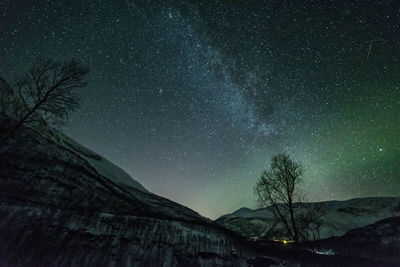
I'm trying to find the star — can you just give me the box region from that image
[0,0,398,219]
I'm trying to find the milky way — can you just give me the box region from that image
[1,0,399,218]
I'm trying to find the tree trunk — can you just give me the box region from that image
[288,197,299,243]
[272,204,294,241]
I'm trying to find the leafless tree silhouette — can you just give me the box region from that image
[0,58,89,145]
[254,153,324,243]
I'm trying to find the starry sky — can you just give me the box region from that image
[1,0,399,219]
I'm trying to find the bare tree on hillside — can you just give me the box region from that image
[0,59,89,145]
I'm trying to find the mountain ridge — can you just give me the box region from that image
[216,196,400,241]
[220,196,400,219]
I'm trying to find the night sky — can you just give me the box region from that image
[1,0,399,219]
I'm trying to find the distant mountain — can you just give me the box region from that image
[216,197,400,241]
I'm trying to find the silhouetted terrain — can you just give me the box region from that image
[0,114,396,266]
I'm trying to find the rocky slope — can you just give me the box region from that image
[305,216,400,263]
[216,197,400,241]
[0,116,272,267]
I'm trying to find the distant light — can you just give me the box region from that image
[283,240,288,244]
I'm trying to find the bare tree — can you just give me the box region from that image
[254,153,324,243]
[0,59,89,145]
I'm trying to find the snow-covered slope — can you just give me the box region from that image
[216,197,400,240]
[49,130,149,194]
